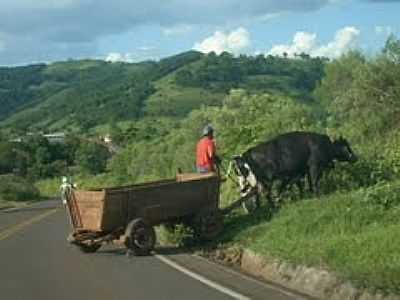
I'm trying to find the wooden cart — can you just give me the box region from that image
[65,173,223,255]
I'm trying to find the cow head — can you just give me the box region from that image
[332,137,358,163]
[232,155,258,196]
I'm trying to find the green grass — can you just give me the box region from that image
[218,183,400,295]
[0,175,40,202]
[144,70,224,117]
[35,178,60,198]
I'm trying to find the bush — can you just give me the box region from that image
[363,181,400,209]
[75,142,110,174]
[0,175,40,201]
[157,223,195,247]
[319,156,393,194]
[35,178,60,198]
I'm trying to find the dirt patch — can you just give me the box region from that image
[200,247,400,300]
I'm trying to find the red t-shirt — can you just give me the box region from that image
[196,137,216,171]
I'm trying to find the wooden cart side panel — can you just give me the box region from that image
[101,189,132,231]
[130,176,220,225]
[72,190,105,231]
[72,174,220,232]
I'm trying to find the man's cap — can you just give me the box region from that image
[202,124,214,136]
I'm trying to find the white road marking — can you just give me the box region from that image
[155,254,251,300]
[192,254,309,300]
[0,209,58,241]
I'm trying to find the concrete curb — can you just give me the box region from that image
[203,248,399,300]
[240,249,400,300]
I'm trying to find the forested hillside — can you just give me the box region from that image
[0,50,325,133]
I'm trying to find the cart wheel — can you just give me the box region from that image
[242,193,260,214]
[77,242,101,253]
[124,218,156,256]
[194,209,223,241]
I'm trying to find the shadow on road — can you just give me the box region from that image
[155,246,195,256]
[96,248,127,256]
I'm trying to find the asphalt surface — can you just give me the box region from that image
[0,200,309,300]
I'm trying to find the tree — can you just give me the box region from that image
[109,122,124,144]
[75,142,110,174]
[0,142,16,174]
[314,50,365,110]
[383,34,400,64]
[175,69,193,86]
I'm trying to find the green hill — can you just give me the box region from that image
[0,51,325,134]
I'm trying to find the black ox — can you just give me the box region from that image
[232,131,358,201]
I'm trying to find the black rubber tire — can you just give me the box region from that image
[77,242,101,253]
[193,209,223,241]
[242,193,261,213]
[124,218,156,256]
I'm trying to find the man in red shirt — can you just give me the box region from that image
[196,124,221,173]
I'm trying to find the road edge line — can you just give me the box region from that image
[155,254,251,300]
[192,254,311,300]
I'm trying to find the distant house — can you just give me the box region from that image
[9,132,66,144]
[103,134,112,144]
[9,137,23,143]
[43,132,66,144]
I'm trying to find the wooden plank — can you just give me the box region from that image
[72,190,105,231]
[71,173,221,232]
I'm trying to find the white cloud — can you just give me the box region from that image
[105,52,134,63]
[268,26,360,58]
[268,32,317,57]
[194,27,251,55]
[162,24,192,36]
[314,27,360,57]
[0,0,337,65]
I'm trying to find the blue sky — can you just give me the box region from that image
[0,0,399,65]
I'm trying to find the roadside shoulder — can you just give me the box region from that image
[201,247,400,300]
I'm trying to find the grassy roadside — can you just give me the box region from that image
[0,175,41,210]
[217,181,400,295]
[35,178,60,198]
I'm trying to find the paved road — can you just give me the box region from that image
[0,201,309,300]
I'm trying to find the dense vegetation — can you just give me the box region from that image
[0,51,202,132]
[0,50,324,132]
[1,35,400,294]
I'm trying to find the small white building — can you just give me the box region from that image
[43,132,66,143]
[103,134,112,144]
